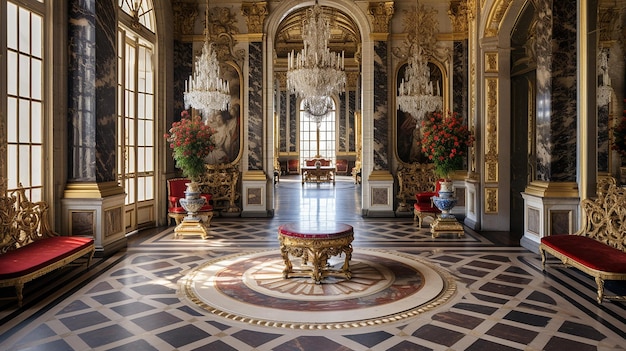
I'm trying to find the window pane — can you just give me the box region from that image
[7,3,18,50]
[18,99,31,143]
[7,52,18,95]
[7,145,18,189]
[19,54,30,97]
[137,176,145,201]
[7,98,17,143]
[31,58,42,100]
[31,13,42,58]
[19,145,31,187]
[31,146,42,187]
[18,8,30,54]
[31,101,42,143]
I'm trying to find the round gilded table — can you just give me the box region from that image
[277,222,354,284]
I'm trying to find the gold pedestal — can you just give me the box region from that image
[430,216,465,238]
[174,218,210,239]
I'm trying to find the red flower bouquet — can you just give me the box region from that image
[420,111,474,179]
[164,110,216,180]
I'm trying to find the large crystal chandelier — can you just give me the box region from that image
[183,0,229,118]
[287,1,346,119]
[396,2,442,122]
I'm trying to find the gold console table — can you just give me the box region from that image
[278,222,353,283]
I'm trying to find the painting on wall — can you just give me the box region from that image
[205,62,242,165]
[396,62,443,164]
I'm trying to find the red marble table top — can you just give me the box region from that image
[278,222,353,239]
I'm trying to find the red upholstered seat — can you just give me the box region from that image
[0,236,94,279]
[541,235,626,273]
[413,181,442,227]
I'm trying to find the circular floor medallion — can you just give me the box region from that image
[182,249,456,329]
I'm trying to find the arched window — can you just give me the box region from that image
[4,0,46,200]
[299,98,337,166]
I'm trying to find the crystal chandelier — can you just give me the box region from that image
[397,2,442,122]
[183,0,229,118]
[287,1,346,118]
[302,96,334,125]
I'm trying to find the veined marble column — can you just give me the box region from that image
[241,2,268,217]
[366,2,395,217]
[522,0,580,252]
[62,0,126,256]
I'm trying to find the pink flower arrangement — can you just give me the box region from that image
[164,110,215,180]
[420,111,474,179]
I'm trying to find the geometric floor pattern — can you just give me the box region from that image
[1,177,625,350]
[1,221,625,351]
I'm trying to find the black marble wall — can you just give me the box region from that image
[173,40,193,120]
[279,91,286,152]
[348,90,355,152]
[453,40,468,120]
[67,0,117,182]
[534,0,577,182]
[339,94,347,151]
[373,41,389,170]
[247,42,263,170]
[289,94,297,153]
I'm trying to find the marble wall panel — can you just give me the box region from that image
[534,0,577,182]
[453,40,468,120]
[68,0,117,182]
[349,91,355,152]
[173,40,192,119]
[339,94,347,151]
[289,94,296,153]
[280,91,287,152]
[373,41,389,170]
[598,104,609,172]
[247,42,263,170]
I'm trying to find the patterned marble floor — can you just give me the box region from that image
[1,176,625,351]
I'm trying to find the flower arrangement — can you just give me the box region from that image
[164,110,216,181]
[420,111,474,179]
[612,115,626,161]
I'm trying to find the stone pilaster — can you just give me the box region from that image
[63,0,126,256]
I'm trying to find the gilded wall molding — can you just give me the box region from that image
[485,77,499,183]
[485,187,498,213]
[484,0,513,37]
[347,71,360,90]
[368,2,395,34]
[485,52,498,73]
[241,2,268,34]
[448,0,469,36]
[172,1,198,36]
[275,71,287,90]
[598,4,621,44]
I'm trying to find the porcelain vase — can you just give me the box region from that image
[432,180,457,219]
[179,182,205,221]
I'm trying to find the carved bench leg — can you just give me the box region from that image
[539,247,546,269]
[595,277,605,304]
[15,283,24,307]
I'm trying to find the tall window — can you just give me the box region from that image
[5,1,45,201]
[118,1,155,230]
[299,98,336,165]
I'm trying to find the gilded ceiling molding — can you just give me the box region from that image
[241,1,268,34]
[485,77,499,184]
[209,7,245,65]
[346,72,360,90]
[598,4,621,44]
[448,0,469,36]
[466,0,476,20]
[172,1,198,37]
[368,2,395,34]
[275,72,287,90]
[484,0,513,37]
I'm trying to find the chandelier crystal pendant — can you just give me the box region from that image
[183,0,229,118]
[287,1,346,118]
[397,2,442,122]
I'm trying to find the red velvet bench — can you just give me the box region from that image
[0,187,94,307]
[278,222,353,284]
[539,177,626,303]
